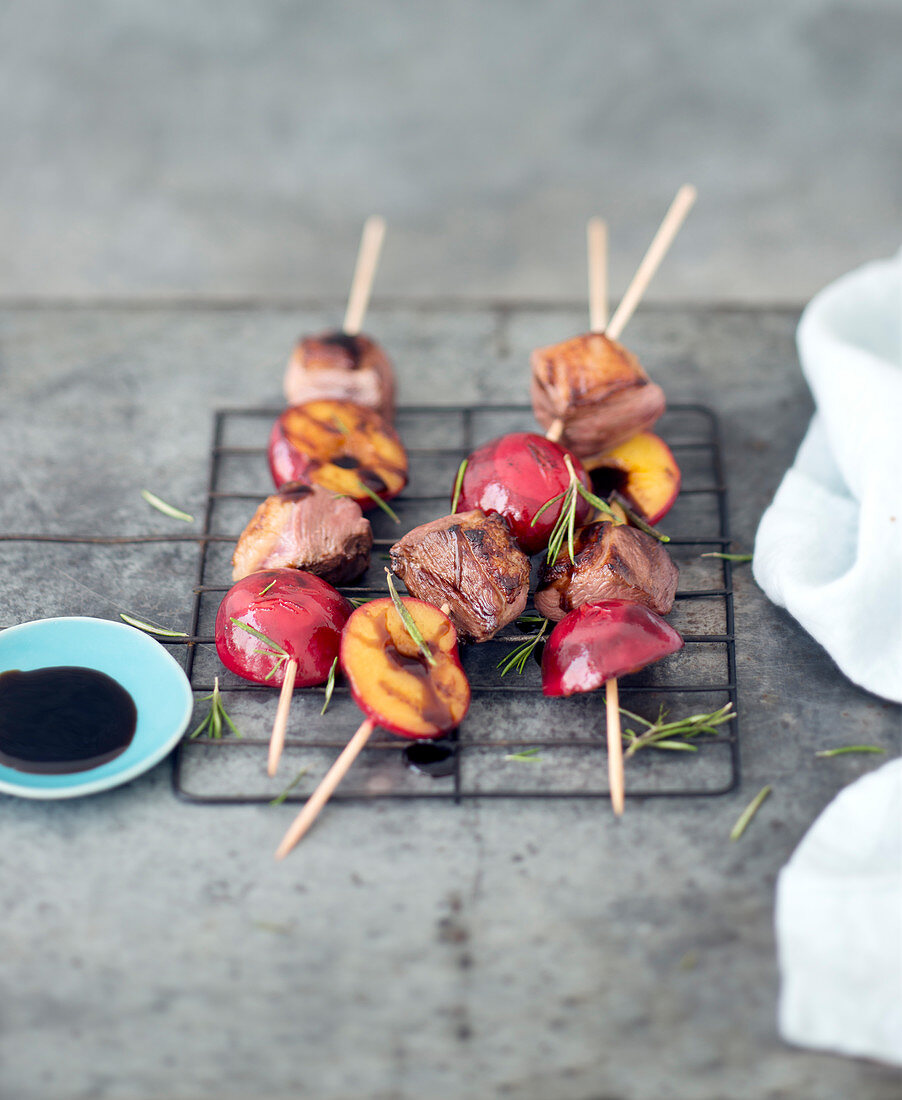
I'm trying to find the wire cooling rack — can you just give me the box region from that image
[167,402,740,805]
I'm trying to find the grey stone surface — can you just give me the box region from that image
[1,2,900,303]
[0,303,900,1100]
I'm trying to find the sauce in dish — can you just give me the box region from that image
[0,667,137,774]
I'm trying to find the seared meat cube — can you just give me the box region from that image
[530,332,665,457]
[535,520,678,622]
[232,483,372,585]
[283,331,395,421]
[390,510,530,643]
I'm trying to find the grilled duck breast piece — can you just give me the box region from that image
[390,509,530,643]
[535,520,678,622]
[530,332,665,457]
[232,483,373,585]
[283,331,396,421]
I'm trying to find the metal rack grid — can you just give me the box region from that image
[169,402,740,804]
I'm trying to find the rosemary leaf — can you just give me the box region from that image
[140,488,194,523]
[350,596,379,608]
[190,677,242,740]
[229,617,288,657]
[730,785,772,841]
[609,492,670,542]
[530,491,567,525]
[269,766,309,806]
[815,745,887,758]
[259,579,277,595]
[498,619,548,676]
[701,552,753,563]
[505,748,543,761]
[263,654,289,681]
[385,570,437,667]
[620,703,735,757]
[120,612,188,638]
[450,458,468,514]
[357,482,400,523]
[574,484,618,520]
[321,657,339,715]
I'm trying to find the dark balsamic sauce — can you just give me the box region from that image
[0,667,137,774]
[403,738,458,778]
[331,455,360,470]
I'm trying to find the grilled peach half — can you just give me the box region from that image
[340,598,470,739]
[586,431,681,525]
[268,399,408,511]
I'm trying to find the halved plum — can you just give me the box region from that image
[215,569,352,687]
[542,599,683,697]
[268,399,408,510]
[340,597,470,739]
[455,432,592,556]
[586,431,681,525]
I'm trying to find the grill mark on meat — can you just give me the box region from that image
[390,510,530,642]
[535,520,678,621]
[278,482,314,501]
[318,331,363,367]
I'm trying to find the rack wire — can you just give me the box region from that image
[167,402,740,805]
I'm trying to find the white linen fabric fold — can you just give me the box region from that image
[776,758,902,1066]
[753,253,902,703]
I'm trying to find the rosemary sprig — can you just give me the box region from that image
[533,455,643,566]
[815,745,886,758]
[259,579,277,596]
[140,489,194,523]
[701,552,753,563]
[498,619,548,676]
[504,747,543,762]
[385,569,437,667]
[229,617,290,680]
[269,766,309,806]
[119,612,188,638]
[730,785,772,841]
[450,458,468,513]
[515,614,547,628]
[609,491,669,542]
[190,677,242,740]
[321,657,339,715]
[619,703,735,757]
[356,482,400,523]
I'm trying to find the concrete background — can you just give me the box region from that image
[1,301,900,1100]
[1,3,901,1098]
[1,0,900,304]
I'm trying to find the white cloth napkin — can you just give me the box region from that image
[776,758,902,1065]
[752,253,902,703]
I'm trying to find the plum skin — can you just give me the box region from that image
[215,569,352,687]
[456,432,592,556]
[542,599,684,697]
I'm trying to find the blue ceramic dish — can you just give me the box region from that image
[0,617,194,799]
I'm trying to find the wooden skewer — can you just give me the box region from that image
[268,658,298,776]
[605,678,625,816]
[587,216,609,333]
[275,718,376,857]
[546,216,610,443]
[606,184,696,341]
[343,215,386,336]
